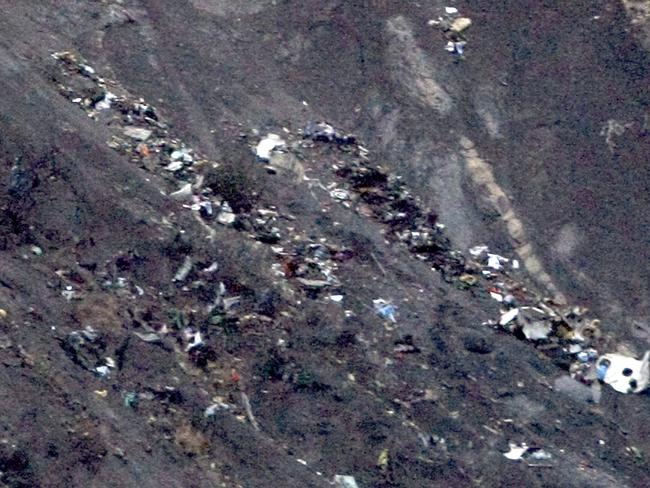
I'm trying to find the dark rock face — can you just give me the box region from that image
[463,333,493,355]
[0,1,648,487]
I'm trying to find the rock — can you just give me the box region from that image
[174,424,209,456]
[265,152,305,182]
[8,159,37,199]
[386,16,453,114]
[503,395,545,424]
[123,126,152,141]
[463,333,493,354]
[296,278,330,288]
[553,375,594,403]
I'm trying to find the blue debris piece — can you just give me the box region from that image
[596,362,609,381]
[373,299,397,323]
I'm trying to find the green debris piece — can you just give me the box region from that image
[168,309,187,329]
[124,392,139,409]
[209,313,238,334]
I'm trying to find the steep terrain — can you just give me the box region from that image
[0,1,649,487]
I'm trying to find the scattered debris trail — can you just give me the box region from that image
[459,136,566,304]
[52,51,646,397]
[41,48,650,488]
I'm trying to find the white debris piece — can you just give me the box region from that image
[95,365,110,377]
[445,6,458,14]
[216,201,236,225]
[504,444,552,462]
[469,244,489,257]
[296,278,330,288]
[334,475,359,488]
[330,188,351,200]
[272,263,286,277]
[591,382,602,404]
[503,443,529,460]
[95,92,117,110]
[165,160,184,172]
[256,133,285,161]
[490,291,504,302]
[61,285,77,301]
[223,296,241,312]
[170,183,193,200]
[184,329,203,351]
[202,262,219,274]
[528,449,552,461]
[241,392,260,431]
[499,308,519,326]
[522,321,552,341]
[173,256,193,282]
[204,404,220,417]
[569,344,583,354]
[171,149,193,163]
[596,351,650,394]
[79,64,95,75]
[205,401,231,417]
[487,253,508,270]
[134,331,162,343]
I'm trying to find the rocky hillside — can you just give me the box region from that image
[0,1,648,487]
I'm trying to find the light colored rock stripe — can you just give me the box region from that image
[459,136,566,304]
[622,0,650,51]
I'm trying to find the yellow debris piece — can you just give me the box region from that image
[377,448,389,472]
[450,17,472,34]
